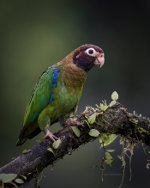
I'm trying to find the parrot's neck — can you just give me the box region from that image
[59,58,87,94]
[63,63,87,86]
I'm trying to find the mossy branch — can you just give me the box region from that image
[0,102,150,187]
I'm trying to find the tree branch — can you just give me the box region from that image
[0,102,150,187]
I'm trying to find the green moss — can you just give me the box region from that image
[129,118,138,124]
[137,127,150,135]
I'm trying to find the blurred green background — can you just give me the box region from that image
[0,0,150,187]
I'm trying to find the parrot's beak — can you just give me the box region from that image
[94,53,105,68]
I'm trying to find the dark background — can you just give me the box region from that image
[0,0,150,187]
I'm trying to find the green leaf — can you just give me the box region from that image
[111,91,119,101]
[104,152,113,165]
[20,175,27,180]
[47,147,54,154]
[52,138,61,149]
[99,133,117,146]
[22,149,31,154]
[14,178,24,184]
[71,126,80,137]
[109,100,116,107]
[0,173,17,183]
[89,129,100,137]
[87,113,97,124]
[100,103,108,111]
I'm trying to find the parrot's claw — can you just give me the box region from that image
[44,130,58,142]
[65,120,84,127]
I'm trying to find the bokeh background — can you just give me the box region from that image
[0,0,150,187]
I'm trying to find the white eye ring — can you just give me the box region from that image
[85,48,97,56]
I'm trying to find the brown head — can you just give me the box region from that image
[72,44,105,72]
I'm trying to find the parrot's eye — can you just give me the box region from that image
[85,48,97,56]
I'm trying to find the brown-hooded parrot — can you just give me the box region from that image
[17,44,105,146]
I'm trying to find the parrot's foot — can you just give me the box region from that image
[44,130,58,142]
[64,120,84,127]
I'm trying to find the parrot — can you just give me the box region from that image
[16,44,105,146]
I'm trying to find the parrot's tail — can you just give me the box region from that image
[16,125,29,146]
[16,122,41,146]
[16,138,27,146]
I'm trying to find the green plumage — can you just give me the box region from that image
[17,55,87,145]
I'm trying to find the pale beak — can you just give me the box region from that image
[94,53,105,68]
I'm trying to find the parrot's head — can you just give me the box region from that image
[73,44,105,72]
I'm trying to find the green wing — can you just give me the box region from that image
[23,67,60,127]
